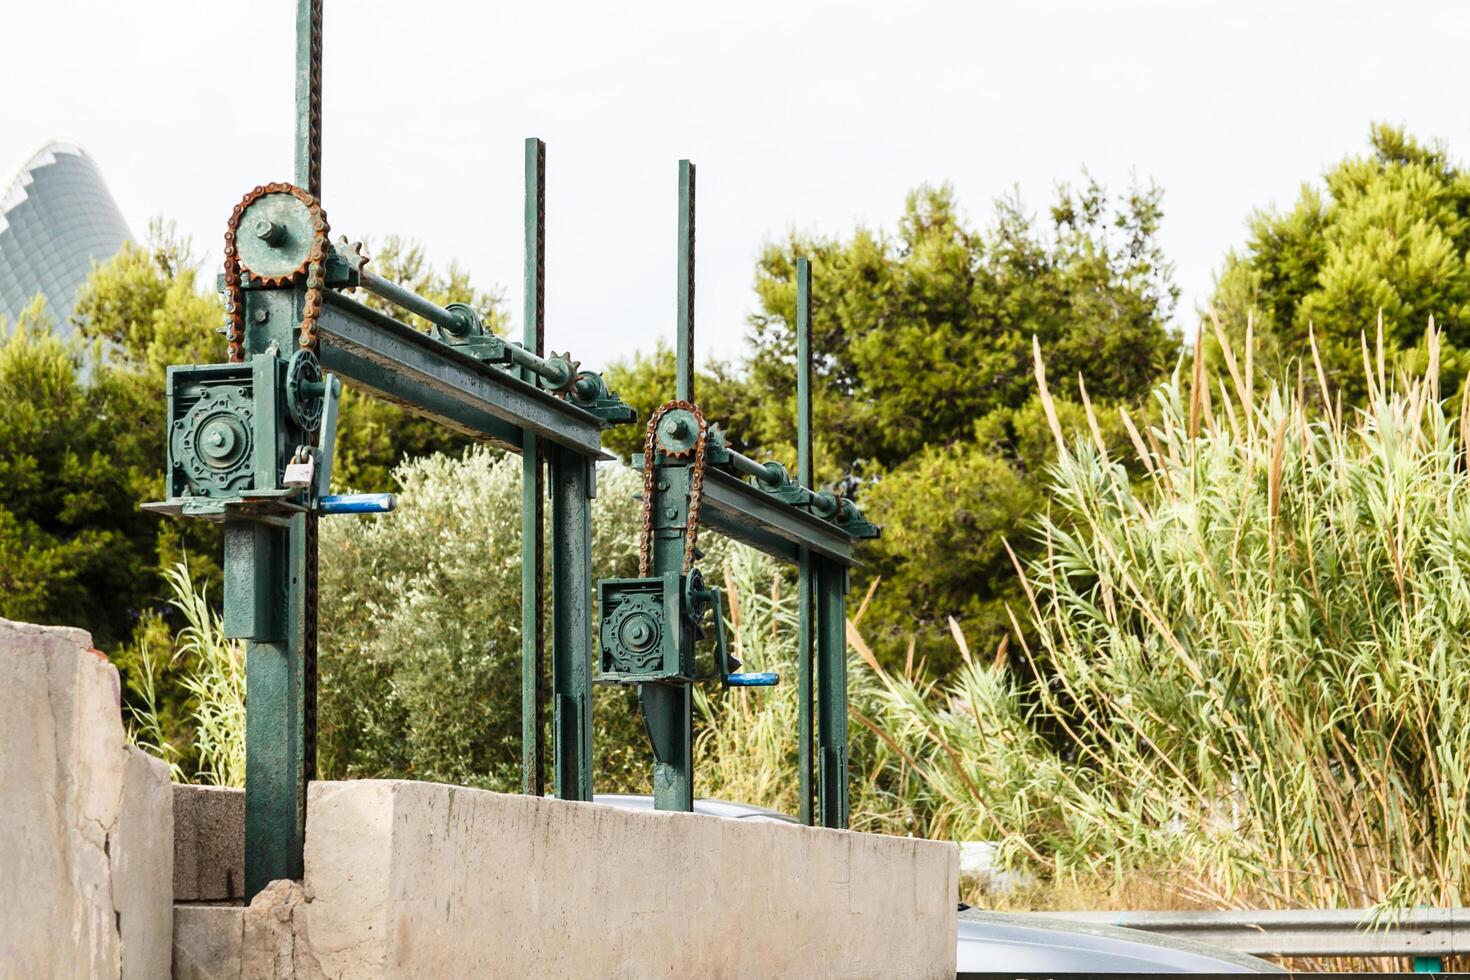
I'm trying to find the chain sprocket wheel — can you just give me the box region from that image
[285,348,325,432]
[223,182,330,362]
[638,400,709,576]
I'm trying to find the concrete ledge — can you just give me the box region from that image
[303,780,957,978]
[174,785,245,902]
[173,906,243,980]
[0,617,173,979]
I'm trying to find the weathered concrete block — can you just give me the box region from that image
[240,880,324,980]
[301,780,957,978]
[0,617,174,979]
[174,784,246,901]
[173,906,244,980]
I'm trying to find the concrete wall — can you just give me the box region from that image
[301,780,957,978]
[0,617,173,979]
[174,785,246,902]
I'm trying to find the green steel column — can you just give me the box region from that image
[816,556,850,828]
[641,683,693,810]
[676,160,696,402]
[795,257,815,826]
[635,162,700,812]
[294,0,323,199]
[241,0,323,900]
[549,444,594,801]
[521,137,547,796]
[641,463,696,811]
[240,287,311,899]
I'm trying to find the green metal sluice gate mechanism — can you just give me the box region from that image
[144,0,878,901]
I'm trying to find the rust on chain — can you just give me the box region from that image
[306,0,324,199]
[223,182,330,362]
[638,400,709,577]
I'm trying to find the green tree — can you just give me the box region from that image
[601,342,754,461]
[740,182,1176,673]
[317,448,758,791]
[746,182,1177,478]
[1213,124,1470,400]
[0,301,159,648]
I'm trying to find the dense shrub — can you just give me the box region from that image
[317,448,756,793]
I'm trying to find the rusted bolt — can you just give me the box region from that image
[254,219,287,245]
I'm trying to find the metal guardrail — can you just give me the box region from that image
[1029,908,1470,959]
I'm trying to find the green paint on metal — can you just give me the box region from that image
[796,256,815,827]
[151,2,880,899]
[609,185,874,823]
[550,445,595,801]
[816,558,850,828]
[676,160,695,403]
[294,0,322,197]
[1413,956,1444,972]
[522,137,547,797]
[641,682,693,811]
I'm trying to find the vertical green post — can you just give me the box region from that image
[816,557,849,828]
[521,137,547,796]
[240,295,311,899]
[795,257,815,826]
[641,462,696,812]
[676,159,696,402]
[550,444,594,801]
[294,0,322,199]
[636,160,700,812]
[241,0,322,900]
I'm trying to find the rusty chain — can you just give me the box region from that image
[638,400,709,577]
[223,182,330,362]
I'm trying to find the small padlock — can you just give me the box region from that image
[283,452,316,489]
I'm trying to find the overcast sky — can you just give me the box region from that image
[4,0,1468,368]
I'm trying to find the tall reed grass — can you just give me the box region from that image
[855,320,1470,918]
[123,563,246,787]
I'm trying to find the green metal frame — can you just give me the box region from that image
[150,3,877,900]
[625,167,871,828]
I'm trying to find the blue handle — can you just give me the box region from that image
[319,493,396,515]
[726,671,779,688]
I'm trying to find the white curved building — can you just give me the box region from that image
[0,140,133,330]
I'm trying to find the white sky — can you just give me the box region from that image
[3,0,1468,368]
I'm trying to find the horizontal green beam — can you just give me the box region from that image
[317,291,607,458]
[318,341,525,452]
[696,467,855,566]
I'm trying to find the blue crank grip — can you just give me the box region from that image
[318,493,396,515]
[726,671,780,687]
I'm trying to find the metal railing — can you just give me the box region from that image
[1030,908,1469,961]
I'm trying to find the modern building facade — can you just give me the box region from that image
[0,140,133,330]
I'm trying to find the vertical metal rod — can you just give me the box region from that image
[294,0,323,199]
[795,257,815,826]
[297,0,322,771]
[642,464,697,811]
[796,258,813,489]
[816,557,850,829]
[676,160,696,402]
[550,445,595,801]
[244,0,324,900]
[521,137,547,796]
[241,295,311,899]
